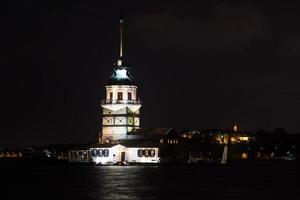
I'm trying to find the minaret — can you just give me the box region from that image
[221,123,236,164]
[99,15,141,143]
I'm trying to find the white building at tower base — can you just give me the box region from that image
[68,128,186,165]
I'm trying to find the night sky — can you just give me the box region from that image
[3,1,300,147]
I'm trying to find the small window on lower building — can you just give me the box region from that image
[104,149,109,157]
[144,149,149,157]
[97,149,103,157]
[150,149,155,157]
[91,149,97,157]
[138,149,143,157]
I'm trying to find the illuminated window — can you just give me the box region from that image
[109,92,113,100]
[231,137,237,143]
[128,92,132,100]
[117,59,122,66]
[239,137,249,141]
[242,153,248,159]
[117,92,123,100]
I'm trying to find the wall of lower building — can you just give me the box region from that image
[127,147,160,163]
[91,145,127,165]
[89,146,160,164]
[91,148,115,165]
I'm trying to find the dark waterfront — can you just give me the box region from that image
[1,162,300,200]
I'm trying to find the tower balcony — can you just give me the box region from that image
[101,99,141,105]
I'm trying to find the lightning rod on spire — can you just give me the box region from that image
[118,12,124,66]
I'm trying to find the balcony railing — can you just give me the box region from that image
[101,99,141,105]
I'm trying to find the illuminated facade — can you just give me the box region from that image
[100,15,141,143]
[89,145,160,165]
[67,16,187,165]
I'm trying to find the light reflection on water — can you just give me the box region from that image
[91,166,157,200]
[1,164,300,200]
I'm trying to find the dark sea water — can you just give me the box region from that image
[1,161,300,200]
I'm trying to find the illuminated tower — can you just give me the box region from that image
[100,15,141,143]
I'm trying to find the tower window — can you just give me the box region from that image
[128,92,132,100]
[117,92,123,100]
[109,92,113,100]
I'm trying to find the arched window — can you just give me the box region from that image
[109,92,113,101]
[117,92,123,100]
[150,149,155,157]
[97,149,103,157]
[138,149,143,157]
[104,149,109,157]
[128,92,132,100]
[144,149,149,157]
[91,149,97,157]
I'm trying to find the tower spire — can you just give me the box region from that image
[118,12,124,66]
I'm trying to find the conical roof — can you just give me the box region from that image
[107,14,136,86]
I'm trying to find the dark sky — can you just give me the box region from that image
[3,0,300,147]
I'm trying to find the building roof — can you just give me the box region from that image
[129,128,174,136]
[88,140,160,148]
[119,139,160,147]
[89,143,118,148]
[125,128,178,141]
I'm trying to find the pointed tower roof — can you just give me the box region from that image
[108,13,135,86]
